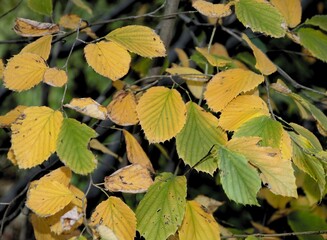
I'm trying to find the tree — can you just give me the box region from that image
[1,0,327,239]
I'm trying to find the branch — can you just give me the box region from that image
[221,230,327,239]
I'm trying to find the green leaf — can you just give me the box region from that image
[28,0,53,16]
[235,0,286,38]
[234,116,283,148]
[290,132,325,197]
[176,102,227,174]
[288,210,327,240]
[305,15,327,32]
[298,28,327,62]
[217,146,261,205]
[57,118,98,175]
[136,172,186,240]
[290,123,323,151]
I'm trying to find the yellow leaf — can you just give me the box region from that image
[31,214,64,240]
[104,164,153,193]
[89,139,122,162]
[64,97,108,120]
[270,0,302,28]
[7,147,17,165]
[227,137,297,197]
[242,34,277,75]
[20,35,53,60]
[205,69,264,112]
[179,201,220,240]
[0,59,4,79]
[281,130,293,160]
[123,130,154,172]
[97,225,119,240]
[105,25,166,58]
[166,66,208,82]
[14,18,60,37]
[196,47,232,67]
[3,53,48,91]
[26,179,74,217]
[0,105,28,128]
[41,167,72,187]
[175,48,189,67]
[90,197,136,240]
[192,0,232,18]
[194,195,224,214]
[107,90,139,126]
[11,106,63,168]
[210,43,230,58]
[43,68,68,87]
[59,14,97,39]
[84,41,131,81]
[219,95,269,131]
[136,86,187,143]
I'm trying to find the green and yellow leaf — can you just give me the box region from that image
[11,107,63,168]
[56,118,98,175]
[270,0,302,28]
[218,95,270,131]
[90,197,136,240]
[3,53,48,91]
[136,173,186,240]
[0,105,28,128]
[196,47,232,67]
[28,0,53,16]
[192,0,232,18]
[105,25,166,58]
[235,0,286,38]
[136,87,186,143]
[104,164,153,193]
[176,102,227,174]
[204,69,264,112]
[107,90,139,126]
[64,97,108,120]
[123,130,154,172]
[305,15,327,32]
[20,35,52,61]
[43,68,68,87]
[242,34,277,75]
[84,41,131,80]
[26,179,74,217]
[179,201,220,240]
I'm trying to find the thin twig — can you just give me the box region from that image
[221,230,327,239]
[264,77,276,120]
[0,0,23,20]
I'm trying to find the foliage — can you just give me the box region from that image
[1,0,327,239]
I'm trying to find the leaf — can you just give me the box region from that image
[288,210,327,240]
[26,179,74,217]
[179,201,220,240]
[43,68,68,87]
[233,115,283,148]
[136,86,186,143]
[11,106,63,168]
[90,197,136,240]
[175,48,189,67]
[31,214,62,240]
[176,102,227,174]
[71,0,92,14]
[290,123,322,151]
[166,66,208,82]
[136,173,187,240]
[7,148,17,165]
[218,95,270,131]
[242,34,277,75]
[305,15,327,32]
[56,118,98,175]
[204,69,264,112]
[227,137,297,197]
[89,139,122,161]
[196,47,232,67]
[97,225,119,240]
[64,98,108,120]
[194,195,224,214]
[298,28,327,62]
[14,18,59,37]
[105,25,166,58]
[20,35,53,61]
[107,90,139,126]
[41,166,72,187]
[28,0,53,16]
[59,14,96,39]
[123,130,154,172]
[104,164,153,193]
[0,106,28,128]
[217,145,261,205]
[235,0,286,38]
[192,0,232,18]
[84,41,131,81]
[3,53,48,91]
[0,59,4,79]
[270,0,302,28]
